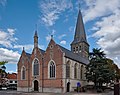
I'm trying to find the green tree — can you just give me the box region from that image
[86,48,115,91]
[0,61,8,87]
[0,61,7,73]
[0,61,7,65]
[106,58,120,81]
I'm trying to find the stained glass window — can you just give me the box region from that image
[49,61,56,78]
[66,62,70,78]
[22,67,25,79]
[74,63,77,79]
[33,59,39,76]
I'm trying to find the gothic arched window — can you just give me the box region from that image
[79,46,81,52]
[81,65,83,79]
[33,59,39,76]
[21,67,25,80]
[74,63,77,79]
[66,61,70,78]
[49,61,56,78]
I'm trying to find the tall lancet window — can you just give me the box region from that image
[21,67,25,80]
[74,63,77,79]
[81,65,84,79]
[66,61,70,78]
[33,59,39,76]
[49,61,56,78]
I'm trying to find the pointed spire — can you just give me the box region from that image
[34,24,38,37]
[34,24,38,48]
[72,9,87,44]
[34,30,38,37]
[71,6,89,58]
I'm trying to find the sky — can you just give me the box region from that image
[0,0,120,73]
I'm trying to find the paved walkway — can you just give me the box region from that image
[0,90,114,95]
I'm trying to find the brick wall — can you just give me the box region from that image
[43,39,63,88]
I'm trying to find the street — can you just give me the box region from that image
[0,90,113,95]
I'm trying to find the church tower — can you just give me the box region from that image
[71,9,89,58]
[34,30,38,48]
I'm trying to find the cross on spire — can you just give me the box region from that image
[51,35,53,39]
[78,1,81,9]
[23,47,25,51]
[34,24,38,48]
[35,23,37,31]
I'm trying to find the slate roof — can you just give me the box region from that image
[26,53,31,59]
[58,44,89,65]
[25,48,45,59]
[24,43,89,65]
[72,10,88,44]
[39,49,45,55]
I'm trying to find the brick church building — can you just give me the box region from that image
[17,9,89,93]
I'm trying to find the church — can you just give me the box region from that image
[17,9,89,93]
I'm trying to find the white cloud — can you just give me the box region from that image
[83,0,120,67]
[14,44,33,52]
[58,34,66,39]
[83,0,120,23]
[92,12,120,66]
[0,48,20,64]
[64,15,69,22]
[69,26,74,33]
[39,0,73,26]
[14,44,45,52]
[0,28,17,48]
[46,29,56,41]
[46,35,51,41]
[60,40,66,45]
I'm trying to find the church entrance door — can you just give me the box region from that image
[67,82,70,92]
[34,80,39,91]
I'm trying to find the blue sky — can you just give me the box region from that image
[0,0,120,73]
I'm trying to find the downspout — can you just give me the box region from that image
[42,57,44,92]
[63,53,66,93]
[27,59,29,92]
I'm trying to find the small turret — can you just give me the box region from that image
[34,30,38,48]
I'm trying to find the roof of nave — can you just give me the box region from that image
[25,48,45,59]
[26,52,31,59]
[24,44,89,65]
[39,48,45,55]
[58,44,89,65]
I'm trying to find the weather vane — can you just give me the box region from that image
[23,47,25,51]
[79,1,80,9]
[35,23,38,31]
[51,35,53,39]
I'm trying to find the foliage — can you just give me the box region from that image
[0,61,8,73]
[0,61,8,66]
[86,48,116,91]
[0,61,8,87]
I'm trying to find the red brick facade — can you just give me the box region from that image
[43,39,63,88]
[17,10,89,93]
[17,39,65,92]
